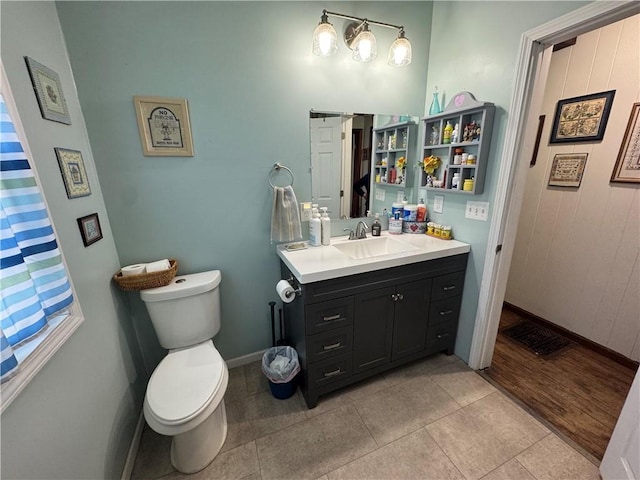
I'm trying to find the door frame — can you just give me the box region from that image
[468,0,640,369]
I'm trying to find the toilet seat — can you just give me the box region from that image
[144,340,226,433]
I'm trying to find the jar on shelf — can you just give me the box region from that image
[463,178,474,191]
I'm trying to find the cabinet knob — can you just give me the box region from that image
[391,293,404,301]
[323,368,343,378]
[436,333,450,339]
[323,342,341,351]
[443,285,456,291]
[322,314,341,322]
[439,309,453,316]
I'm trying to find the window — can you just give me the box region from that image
[0,64,83,412]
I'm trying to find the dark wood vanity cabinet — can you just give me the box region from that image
[280,253,468,408]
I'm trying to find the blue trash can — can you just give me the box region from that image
[262,346,300,400]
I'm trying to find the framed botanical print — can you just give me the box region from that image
[55,147,91,198]
[24,56,71,125]
[549,90,615,144]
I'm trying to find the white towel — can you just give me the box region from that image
[270,185,303,243]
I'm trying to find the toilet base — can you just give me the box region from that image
[170,400,228,474]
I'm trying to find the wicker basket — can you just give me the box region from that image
[113,260,178,291]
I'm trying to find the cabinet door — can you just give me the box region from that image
[391,279,431,361]
[353,286,395,374]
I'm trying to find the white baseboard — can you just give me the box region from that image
[225,349,268,369]
[121,411,145,480]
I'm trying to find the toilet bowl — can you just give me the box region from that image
[140,271,228,474]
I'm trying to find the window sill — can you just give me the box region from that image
[1,314,84,414]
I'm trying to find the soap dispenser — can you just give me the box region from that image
[309,207,321,246]
[320,207,331,245]
[371,213,381,236]
[417,198,427,222]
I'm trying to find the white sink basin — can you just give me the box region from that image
[333,236,418,260]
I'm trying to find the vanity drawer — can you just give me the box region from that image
[431,271,465,301]
[429,296,462,327]
[307,326,353,364]
[305,297,354,335]
[426,319,458,351]
[307,353,352,388]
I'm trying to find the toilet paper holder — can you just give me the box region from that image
[284,276,302,299]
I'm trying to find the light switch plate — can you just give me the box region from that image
[375,188,385,201]
[300,202,312,221]
[396,191,405,203]
[433,195,444,213]
[465,201,489,221]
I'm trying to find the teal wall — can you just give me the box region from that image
[56,1,434,365]
[424,1,588,358]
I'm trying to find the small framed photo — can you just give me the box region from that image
[610,102,640,184]
[24,56,71,125]
[77,213,103,247]
[133,96,194,156]
[549,90,615,144]
[55,147,91,198]
[548,153,588,188]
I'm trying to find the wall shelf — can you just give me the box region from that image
[420,92,495,195]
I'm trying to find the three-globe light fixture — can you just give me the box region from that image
[312,10,412,67]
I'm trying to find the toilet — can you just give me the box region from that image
[140,270,228,474]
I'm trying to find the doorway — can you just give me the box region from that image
[469,0,640,469]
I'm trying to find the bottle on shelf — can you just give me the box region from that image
[320,207,331,245]
[443,121,453,144]
[452,173,461,190]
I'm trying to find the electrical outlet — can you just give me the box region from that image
[300,202,312,221]
[375,188,385,201]
[433,195,444,213]
[396,191,405,202]
[465,201,489,221]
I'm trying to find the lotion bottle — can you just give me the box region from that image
[417,198,427,222]
[309,209,321,246]
[320,207,331,245]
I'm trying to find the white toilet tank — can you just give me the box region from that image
[140,270,222,350]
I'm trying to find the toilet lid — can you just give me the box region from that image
[146,342,225,425]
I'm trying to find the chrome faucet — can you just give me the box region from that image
[355,220,368,239]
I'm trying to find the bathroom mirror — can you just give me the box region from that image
[309,110,419,220]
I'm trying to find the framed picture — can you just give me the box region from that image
[24,56,71,125]
[77,213,103,247]
[55,148,91,198]
[610,103,640,184]
[133,96,194,156]
[549,90,615,144]
[548,153,588,187]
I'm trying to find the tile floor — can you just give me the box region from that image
[131,354,601,480]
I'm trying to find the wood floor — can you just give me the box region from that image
[483,307,637,461]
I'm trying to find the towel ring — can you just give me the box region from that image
[268,163,294,188]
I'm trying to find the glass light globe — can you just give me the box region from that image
[352,29,377,62]
[312,22,338,56]
[388,34,412,67]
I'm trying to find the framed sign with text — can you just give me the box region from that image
[133,96,194,156]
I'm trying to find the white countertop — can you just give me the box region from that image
[277,231,471,284]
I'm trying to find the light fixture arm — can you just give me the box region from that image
[322,10,405,33]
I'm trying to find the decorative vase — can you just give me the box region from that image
[429,87,441,115]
